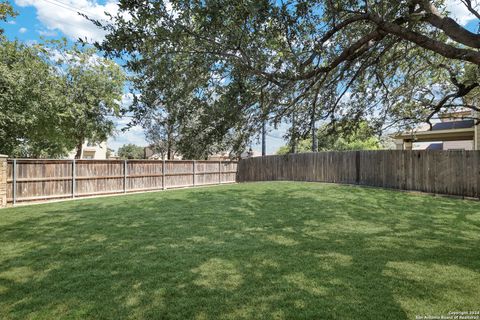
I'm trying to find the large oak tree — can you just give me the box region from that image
[95,0,480,156]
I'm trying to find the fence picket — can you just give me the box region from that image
[237,150,480,199]
[5,159,237,204]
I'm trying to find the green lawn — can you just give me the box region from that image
[0,182,479,320]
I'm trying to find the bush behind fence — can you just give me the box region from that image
[237,150,480,198]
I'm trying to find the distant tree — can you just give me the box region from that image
[52,42,125,159]
[143,108,180,161]
[117,144,144,159]
[277,122,382,154]
[277,139,312,155]
[122,48,241,160]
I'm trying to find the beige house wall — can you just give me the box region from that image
[394,139,404,150]
[443,140,474,150]
[66,141,108,159]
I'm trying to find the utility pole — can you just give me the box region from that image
[291,111,297,154]
[261,85,267,156]
[262,120,266,156]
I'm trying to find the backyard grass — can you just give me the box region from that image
[0,182,479,319]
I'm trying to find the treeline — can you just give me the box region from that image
[0,6,125,158]
[276,122,393,154]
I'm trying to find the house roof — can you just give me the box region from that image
[438,110,472,121]
[431,119,474,131]
[425,143,444,150]
[393,120,475,142]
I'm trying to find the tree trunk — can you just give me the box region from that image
[311,121,317,152]
[260,85,267,156]
[311,88,319,152]
[166,122,175,160]
[262,120,266,156]
[167,131,172,160]
[311,106,317,153]
[291,111,297,154]
[74,140,83,159]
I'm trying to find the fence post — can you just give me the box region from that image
[162,159,166,190]
[355,151,360,184]
[12,159,17,205]
[72,159,76,198]
[218,161,221,184]
[124,160,128,193]
[0,155,8,208]
[193,160,196,187]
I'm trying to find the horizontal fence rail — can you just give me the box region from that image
[6,159,237,204]
[237,150,480,199]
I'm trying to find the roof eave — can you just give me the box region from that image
[392,127,474,142]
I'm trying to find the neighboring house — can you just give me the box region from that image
[144,146,182,160]
[393,111,479,150]
[208,151,231,161]
[240,149,262,159]
[144,146,159,159]
[66,141,108,159]
[144,148,232,161]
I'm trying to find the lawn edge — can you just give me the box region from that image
[2,182,237,209]
[238,180,479,202]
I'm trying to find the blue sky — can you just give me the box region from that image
[1,0,479,154]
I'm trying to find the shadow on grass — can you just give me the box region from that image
[0,182,479,319]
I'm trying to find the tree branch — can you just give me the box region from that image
[425,82,479,128]
[301,14,371,68]
[460,0,480,20]
[417,0,480,49]
[368,14,480,65]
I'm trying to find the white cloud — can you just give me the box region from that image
[18,27,27,33]
[445,0,479,25]
[121,93,134,107]
[108,123,147,152]
[15,0,121,42]
[38,29,58,37]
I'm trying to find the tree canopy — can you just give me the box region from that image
[117,143,145,159]
[276,121,383,154]
[0,36,125,157]
[53,43,126,158]
[94,0,479,156]
[0,40,69,157]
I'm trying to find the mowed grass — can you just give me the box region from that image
[0,182,480,319]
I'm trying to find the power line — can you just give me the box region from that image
[38,0,91,16]
[37,0,109,20]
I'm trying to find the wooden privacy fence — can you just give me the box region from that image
[4,159,237,205]
[237,150,480,199]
